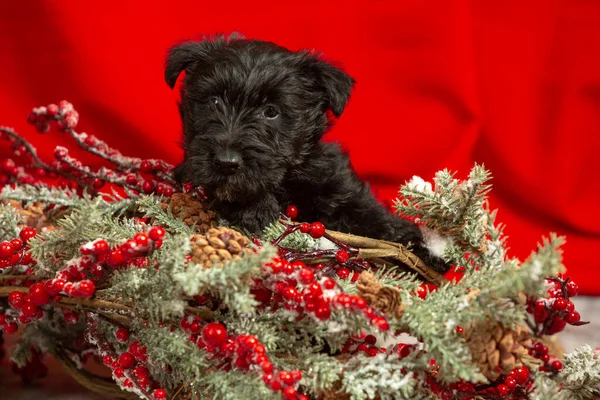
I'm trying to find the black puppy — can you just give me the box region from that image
[166,34,448,272]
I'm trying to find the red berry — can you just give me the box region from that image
[126,174,138,185]
[566,300,575,312]
[547,317,567,334]
[299,268,314,284]
[8,291,25,309]
[106,249,127,268]
[3,322,18,334]
[270,379,282,391]
[551,360,563,371]
[134,365,149,378]
[373,316,390,331]
[335,249,349,263]
[113,367,125,378]
[566,281,579,297]
[28,283,50,306]
[279,371,294,385]
[11,238,23,250]
[260,361,273,374]
[292,369,302,382]
[504,377,517,390]
[336,267,351,279]
[533,342,544,354]
[515,366,530,385]
[115,328,130,342]
[565,311,581,324]
[323,279,335,290]
[118,352,136,369]
[77,280,95,298]
[315,305,331,320]
[417,285,427,299]
[142,181,155,194]
[21,302,39,318]
[553,298,567,311]
[134,233,149,247]
[298,223,310,234]
[282,386,297,399]
[308,222,325,238]
[456,326,464,334]
[148,226,166,241]
[541,353,550,363]
[92,239,109,255]
[286,205,298,219]
[0,241,15,259]
[189,322,201,334]
[129,341,147,360]
[153,388,167,399]
[92,178,104,189]
[140,161,153,172]
[364,334,377,345]
[496,384,509,396]
[19,227,37,242]
[202,322,228,347]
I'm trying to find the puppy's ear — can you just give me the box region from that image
[165,42,206,89]
[313,59,355,118]
[165,33,244,89]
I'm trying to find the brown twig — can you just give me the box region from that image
[53,349,139,400]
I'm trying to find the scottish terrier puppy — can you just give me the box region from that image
[166,34,448,272]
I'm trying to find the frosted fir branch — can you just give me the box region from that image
[136,195,195,237]
[28,200,141,274]
[395,165,496,269]
[294,352,343,398]
[194,370,281,400]
[395,285,489,384]
[557,345,600,399]
[339,353,430,400]
[106,236,191,321]
[0,202,21,241]
[132,323,211,387]
[481,234,566,300]
[173,245,276,315]
[530,372,571,400]
[262,220,321,251]
[11,309,87,367]
[1,184,87,208]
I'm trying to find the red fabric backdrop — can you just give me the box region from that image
[1,1,599,294]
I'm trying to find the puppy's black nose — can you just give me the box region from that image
[214,151,241,175]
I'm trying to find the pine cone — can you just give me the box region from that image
[465,322,532,381]
[8,200,57,232]
[356,271,403,319]
[161,193,217,233]
[190,227,251,269]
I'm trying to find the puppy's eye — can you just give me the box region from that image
[262,105,280,120]
[208,96,220,107]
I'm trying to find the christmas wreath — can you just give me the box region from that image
[0,102,598,400]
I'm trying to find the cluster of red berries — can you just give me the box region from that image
[429,366,533,399]
[530,341,563,373]
[0,226,36,271]
[341,333,386,357]
[26,101,79,133]
[253,256,390,331]
[182,318,308,400]
[101,333,168,398]
[527,277,587,335]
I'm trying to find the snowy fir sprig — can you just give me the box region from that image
[0,103,597,400]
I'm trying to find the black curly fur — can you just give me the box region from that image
[166,34,448,273]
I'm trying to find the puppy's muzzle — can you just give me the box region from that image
[214,150,242,175]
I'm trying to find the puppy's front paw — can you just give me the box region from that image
[237,195,281,234]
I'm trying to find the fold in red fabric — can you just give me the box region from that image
[1,1,598,293]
